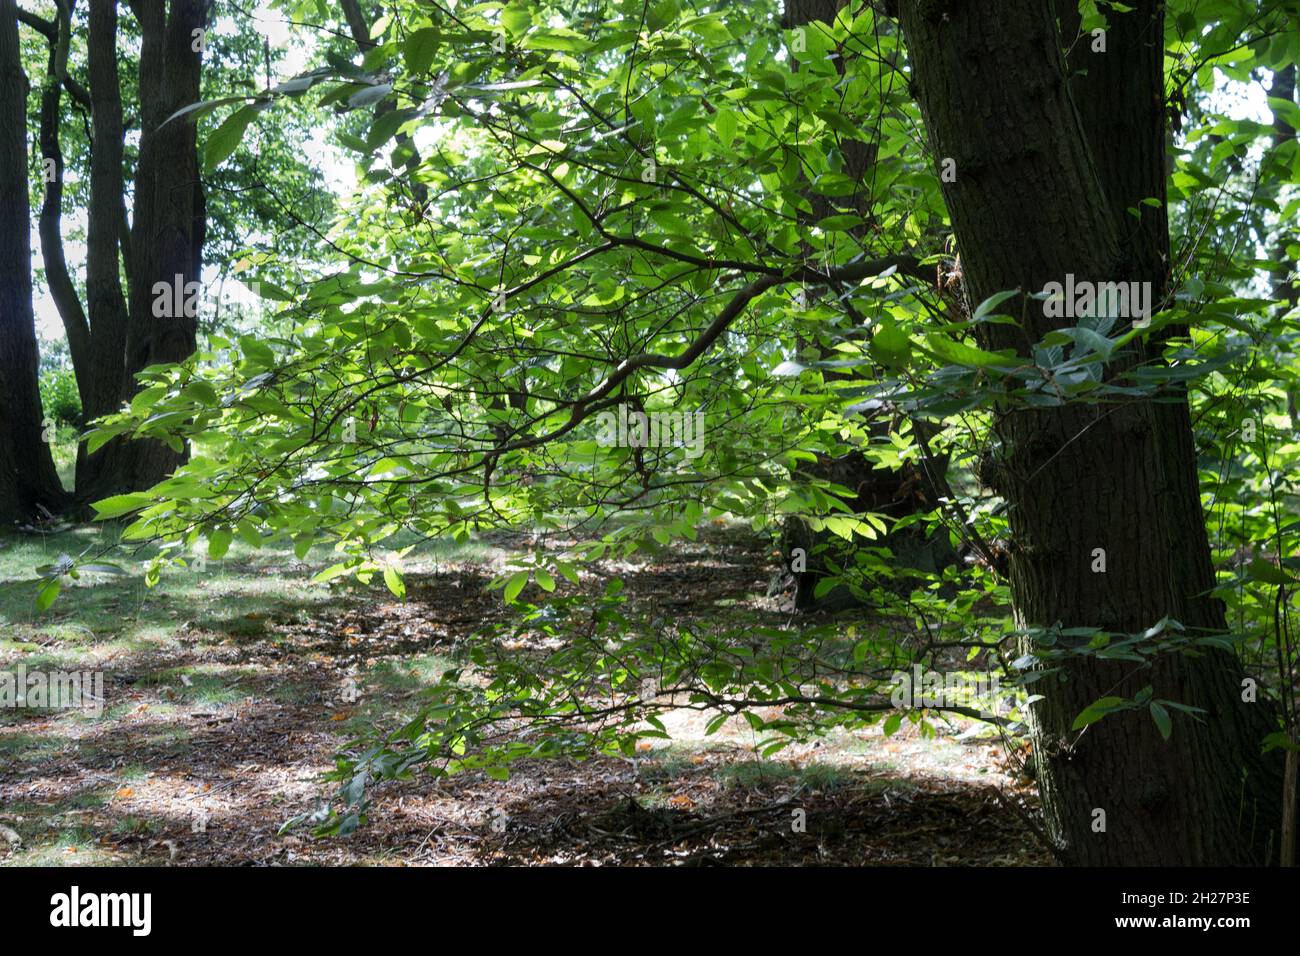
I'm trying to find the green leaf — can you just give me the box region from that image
[817,214,865,232]
[870,318,911,368]
[1071,695,1128,730]
[186,380,219,406]
[161,95,252,130]
[313,563,354,584]
[130,385,169,417]
[522,30,588,52]
[924,333,1016,369]
[402,28,441,73]
[1246,557,1296,585]
[501,2,532,38]
[36,577,61,613]
[204,104,260,173]
[714,108,738,144]
[383,565,407,599]
[91,493,154,520]
[348,83,393,109]
[208,528,233,560]
[503,570,529,603]
[1149,702,1172,741]
[973,289,1020,323]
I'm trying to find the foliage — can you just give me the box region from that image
[38,0,1300,827]
[39,367,81,427]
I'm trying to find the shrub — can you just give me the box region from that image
[39,368,82,427]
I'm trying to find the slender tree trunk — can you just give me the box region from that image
[339,0,428,209]
[1264,60,1299,868]
[780,0,954,609]
[1269,64,1298,312]
[0,0,67,524]
[36,0,91,414]
[898,0,1283,864]
[1265,65,1300,431]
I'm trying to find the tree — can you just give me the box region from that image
[76,0,210,499]
[780,0,957,612]
[22,0,328,506]
[896,0,1284,864]
[78,0,1299,864]
[0,0,65,524]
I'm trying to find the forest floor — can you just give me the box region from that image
[0,522,1050,866]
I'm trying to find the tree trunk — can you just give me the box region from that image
[36,0,91,414]
[1268,64,1297,313]
[898,0,1283,864]
[339,0,428,210]
[73,0,134,501]
[81,0,208,500]
[0,0,67,524]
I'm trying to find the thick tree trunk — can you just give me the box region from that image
[898,0,1283,864]
[73,0,134,501]
[0,0,67,524]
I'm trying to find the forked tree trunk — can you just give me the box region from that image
[80,0,208,500]
[898,0,1283,864]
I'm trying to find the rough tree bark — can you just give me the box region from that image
[898,0,1283,864]
[70,0,135,500]
[0,0,67,524]
[79,0,209,500]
